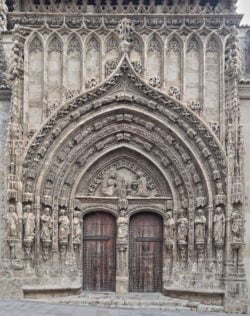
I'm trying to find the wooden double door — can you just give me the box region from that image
[83,212,163,293]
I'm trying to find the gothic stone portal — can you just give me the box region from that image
[1,3,248,312]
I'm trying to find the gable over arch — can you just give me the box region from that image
[21,55,227,214]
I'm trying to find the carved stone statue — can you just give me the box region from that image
[58,209,70,242]
[194,209,207,242]
[23,205,36,258]
[5,205,18,239]
[23,205,36,240]
[40,207,53,260]
[40,207,53,242]
[136,171,149,197]
[165,211,175,244]
[102,167,118,196]
[73,211,82,243]
[213,206,225,245]
[177,210,188,243]
[117,211,129,244]
[231,210,243,243]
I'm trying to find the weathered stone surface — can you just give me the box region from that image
[0,0,248,314]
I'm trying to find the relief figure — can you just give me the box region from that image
[194,209,207,242]
[40,207,53,242]
[213,206,225,244]
[177,210,188,243]
[5,205,18,239]
[23,205,36,240]
[58,209,70,242]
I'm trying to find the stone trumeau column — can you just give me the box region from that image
[116,208,129,294]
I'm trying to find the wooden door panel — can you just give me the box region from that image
[129,212,163,292]
[83,212,116,291]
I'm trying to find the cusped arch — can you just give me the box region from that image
[66,32,83,54]
[147,32,164,51]
[26,31,44,53]
[186,32,203,52]
[46,32,63,53]
[105,32,120,53]
[166,33,183,52]
[84,33,102,82]
[206,33,223,52]
[85,32,102,53]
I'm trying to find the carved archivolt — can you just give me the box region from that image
[7,33,229,273]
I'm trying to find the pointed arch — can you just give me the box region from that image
[27,32,44,130]
[47,33,63,107]
[204,34,222,132]
[104,32,120,78]
[19,57,229,275]
[105,32,119,54]
[85,33,102,84]
[185,33,203,107]
[130,34,144,76]
[66,33,82,97]
[166,33,183,97]
[146,33,163,87]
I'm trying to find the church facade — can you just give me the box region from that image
[0,0,248,313]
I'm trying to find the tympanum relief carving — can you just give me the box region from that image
[87,163,161,198]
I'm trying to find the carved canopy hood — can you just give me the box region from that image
[21,54,227,214]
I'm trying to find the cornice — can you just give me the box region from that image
[7,12,243,30]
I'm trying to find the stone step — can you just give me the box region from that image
[29,292,224,313]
